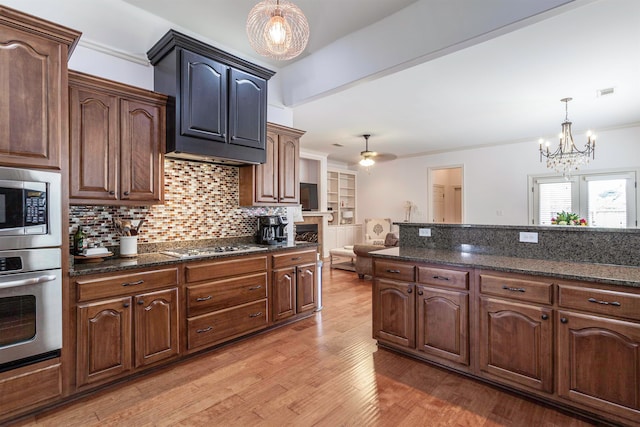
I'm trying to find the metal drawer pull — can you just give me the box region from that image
[196,326,213,333]
[122,279,144,287]
[386,269,400,274]
[248,285,262,291]
[588,297,621,307]
[502,285,526,293]
[432,275,450,281]
[291,257,302,261]
[196,295,212,302]
[249,312,263,318]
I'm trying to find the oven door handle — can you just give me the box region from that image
[0,274,57,290]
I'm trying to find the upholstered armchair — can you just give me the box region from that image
[353,231,399,279]
[363,218,392,245]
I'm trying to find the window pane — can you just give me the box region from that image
[587,179,627,227]
[539,182,573,225]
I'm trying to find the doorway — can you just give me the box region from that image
[428,166,464,224]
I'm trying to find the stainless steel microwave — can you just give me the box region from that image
[0,167,61,250]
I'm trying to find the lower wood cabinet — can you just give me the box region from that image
[373,263,471,369]
[0,358,62,422]
[184,255,269,351]
[373,260,640,427]
[479,297,553,393]
[271,249,318,322]
[76,288,179,387]
[74,268,180,388]
[557,310,640,421]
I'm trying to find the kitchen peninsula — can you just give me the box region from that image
[371,223,640,427]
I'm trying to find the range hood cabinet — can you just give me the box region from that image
[148,30,275,165]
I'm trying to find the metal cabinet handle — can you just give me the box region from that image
[502,285,526,293]
[291,257,302,261]
[137,299,144,305]
[560,317,568,324]
[541,314,548,320]
[249,312,263,318]
[418,289,424,296]
[196,326,213,333]
[122,280,144,287]
[588,297,621,307]
[248,285,262,291]
[432,275,450,281]
[407,287,412,294]
[386,269,400,274]
[196,295,212,302]
[109,191,115,195]
[123,303,130,308]
[123,191,130,196]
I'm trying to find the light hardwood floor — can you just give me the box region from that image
[15,266,595,426]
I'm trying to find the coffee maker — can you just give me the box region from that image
[257,215,288,245]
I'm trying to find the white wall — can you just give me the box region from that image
[357,125,640,225]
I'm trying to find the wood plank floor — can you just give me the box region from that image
[15,266,596,426]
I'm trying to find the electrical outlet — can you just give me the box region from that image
[519,232,538,243]
[419,228,431,237]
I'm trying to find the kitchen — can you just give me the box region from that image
[1,1,640,426]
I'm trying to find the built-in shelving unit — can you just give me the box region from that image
[327,170,356,225]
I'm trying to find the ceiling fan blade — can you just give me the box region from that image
[371,153,397,162]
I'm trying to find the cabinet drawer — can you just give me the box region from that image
[480,274,553,305]
[0,358,61,416]
[77,268,179,302]
[187,273,268,317]
[558,284,640,321]
[272,250,316,269]
[418,266,468,290]
[374,260,415,282]
[187,300,268,350]
[185,255,267,283]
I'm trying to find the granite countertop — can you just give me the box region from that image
[71,242,317,276]
[371,247,640,288]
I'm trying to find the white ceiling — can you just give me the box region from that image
[7,0,639,165]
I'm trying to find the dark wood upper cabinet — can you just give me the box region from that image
[239,123,304,207]
[69,71,167,205]
[147,30,274,165]
[0,6,80,170]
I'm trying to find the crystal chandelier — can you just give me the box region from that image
[539,97,596,177]
[246,0,310,61]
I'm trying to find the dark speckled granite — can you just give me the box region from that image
[399,223,640,267]
[384,223,640,288]
[71,242,317,276]
[372,247,640,288]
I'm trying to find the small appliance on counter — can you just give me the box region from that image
[257,215,288,245]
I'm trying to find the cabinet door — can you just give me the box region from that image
[0,27,65,169]
[479,297,553,393]
[77,297,132,387]
[229,68,266,150]
[278,135,300,204]
[557,310,640,420]
[69,84,118,201]
[254,131,279,203]
[372,279,415,348]
[296,263,317,313]
[417,286,469,366]
[180,49,227,142]
[272,267,296,322]
[120,98,164,203]
[134,288,179,368]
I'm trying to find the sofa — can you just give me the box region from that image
[353,232,399,279]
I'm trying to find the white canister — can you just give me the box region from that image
[120,236,138,258]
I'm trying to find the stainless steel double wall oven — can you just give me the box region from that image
[0,167,62,371]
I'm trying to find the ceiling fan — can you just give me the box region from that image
[357,134,397,167]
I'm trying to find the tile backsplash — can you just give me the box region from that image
[69,159,285,248]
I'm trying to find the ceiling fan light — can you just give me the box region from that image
[247,0,309,61]
[359,156,375,167]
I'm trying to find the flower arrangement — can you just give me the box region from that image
[551,211,587,226]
